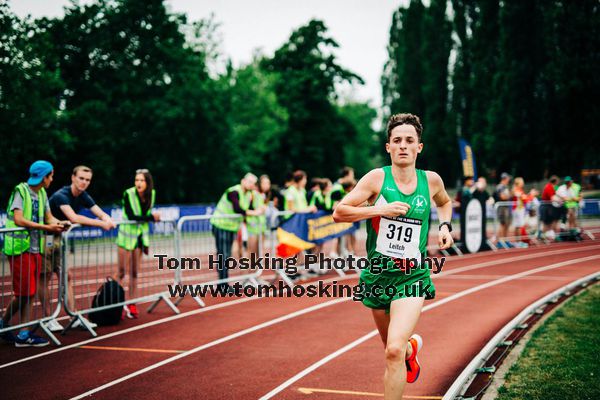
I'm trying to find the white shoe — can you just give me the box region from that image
[46,318,64,332]
[71,317,98,329]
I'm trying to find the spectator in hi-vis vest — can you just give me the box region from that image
[210,173,264,292]
[556,176,582,229]
[328,167,355,257]
[116,169,160,319]
[245,175,270,269]
[285,170,317,215]
[1,161,68,347]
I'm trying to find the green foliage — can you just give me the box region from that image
[4,0,595,206]
[261,19,365,183]
[0,3,70,197]
[450,0,599,180]
[38,0,236,203]
[226,56,288,175]
[382,0,455,179]
[337,101,380,177]
[384,0,599,182]
[1,4,375,205]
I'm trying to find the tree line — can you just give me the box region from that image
[0,0,379,205]
[1,0,598,206]
[382,0,599,183]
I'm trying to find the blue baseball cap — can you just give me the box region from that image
[27,160,54,186]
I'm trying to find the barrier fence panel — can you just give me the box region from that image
[175,215,266,307]
[62,220,180,337]
[0,227,63,345]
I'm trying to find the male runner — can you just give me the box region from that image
[333,113,453,400]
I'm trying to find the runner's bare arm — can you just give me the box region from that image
[427,171,453,249]
[333,169,410,223]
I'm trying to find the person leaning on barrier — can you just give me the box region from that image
[285,170,318,215]
[42,165,117,332]
[258,174,279,230]
[210,173,264,292]
[493,172,512,241]
[327,168,355,258]
[328,166,355,210]
[511,177,538,242]
[1,161,68,347]
[246,175,270,268]
[305,178,333,271]
[306,177,322,207]
[540,175,561,237]
[309,178,333,212]
[556,176,581,229]
[116,169,160,319]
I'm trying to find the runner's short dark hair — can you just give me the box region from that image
[387,113,423,143]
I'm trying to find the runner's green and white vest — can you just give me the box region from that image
[3,183,47,256]
[366,167,430,263]
[116,187,155,250]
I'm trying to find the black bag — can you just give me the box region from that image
[557,229,583,242]
[89,277,125,326]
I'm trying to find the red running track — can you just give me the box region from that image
[0,240,599,399]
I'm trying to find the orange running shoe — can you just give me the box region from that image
[406,334,423,383]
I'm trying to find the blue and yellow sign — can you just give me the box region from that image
[276,211,359,256]
[458,138,477,179]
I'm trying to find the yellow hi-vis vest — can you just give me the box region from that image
[3,183,47,256]
[116,187,155,251]
[210,184,249,232]
[309,189,333,211]
[246,190,267,234]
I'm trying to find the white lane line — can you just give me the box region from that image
[69,297,351,400]
[2,243,596,370]
[0,275,354,370]
[258,254,600,399]
[435,244,600,277]
[259,331,380,400]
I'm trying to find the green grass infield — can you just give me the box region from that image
[497,281,600,400]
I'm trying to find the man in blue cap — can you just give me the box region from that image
[1,161,68,347]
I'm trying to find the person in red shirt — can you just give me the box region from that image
[540,176,560,236]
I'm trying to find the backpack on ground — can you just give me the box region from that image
[88,277,125,326]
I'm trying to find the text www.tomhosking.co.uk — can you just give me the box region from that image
[156,253,444,300]
[167,279,435,301]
